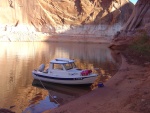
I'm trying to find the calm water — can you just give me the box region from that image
[0,42,121,113]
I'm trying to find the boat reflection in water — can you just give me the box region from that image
[32,79,91,102]
[23,79,91,113]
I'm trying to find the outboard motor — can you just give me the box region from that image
[38,64,45,72]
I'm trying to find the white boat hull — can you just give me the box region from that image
[32,71,98,85]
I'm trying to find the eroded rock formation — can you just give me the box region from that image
[0,0,133,42]
[114,0,150,40]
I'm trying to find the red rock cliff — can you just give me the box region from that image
[116,0,150,38]
[0,0,133,41]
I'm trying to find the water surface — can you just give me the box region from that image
[0,42,121,113]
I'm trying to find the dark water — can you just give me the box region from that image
[0,42,121,113]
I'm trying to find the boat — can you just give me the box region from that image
[32,58,98,85]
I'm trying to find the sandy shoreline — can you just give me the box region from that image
[44,55,150,113]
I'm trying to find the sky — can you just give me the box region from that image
[130,0,138,4]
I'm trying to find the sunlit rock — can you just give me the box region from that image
[0,0,133,42]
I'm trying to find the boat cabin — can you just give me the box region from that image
[50,58,77,71]
[33,58,97,84]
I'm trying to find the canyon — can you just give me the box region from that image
[112,0,150,48]
[0,0,133,42]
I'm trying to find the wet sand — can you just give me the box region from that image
[44,55,150,113]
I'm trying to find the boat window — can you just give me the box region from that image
[72,62,76,68]
[64,63,76,70]
[53,64,63,70]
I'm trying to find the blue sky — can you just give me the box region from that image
[130,0,138,4]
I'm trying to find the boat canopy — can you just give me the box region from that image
[50,58,75,64]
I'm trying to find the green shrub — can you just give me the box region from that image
[129,33,150,56]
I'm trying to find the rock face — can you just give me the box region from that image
[115,0,150,39]
[0,0,133,42]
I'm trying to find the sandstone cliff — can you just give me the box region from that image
[114,0,150,39]
[0,0,133,42]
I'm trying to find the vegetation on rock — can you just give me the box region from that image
[124,31,150,64]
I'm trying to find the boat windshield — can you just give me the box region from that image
[64,62,76,70]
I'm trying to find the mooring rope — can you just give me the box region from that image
[32,41,60,107]
[36,76,60,105]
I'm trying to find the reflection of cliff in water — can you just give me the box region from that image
[46,42,121,73]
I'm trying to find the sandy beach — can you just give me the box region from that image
[44,55,150,113]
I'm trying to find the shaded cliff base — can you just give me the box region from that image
[0,24,120,43]
[110,31,150,64]
[45,36,110,43]
[44,53,150,113]
[0,31,111,43]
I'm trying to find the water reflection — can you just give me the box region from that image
[32,79,91,104]
[0,42,121,113]
[23,95,58,113]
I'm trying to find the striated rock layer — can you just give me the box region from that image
[114,0,150,40]
[0,0,133,42]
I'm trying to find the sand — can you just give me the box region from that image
[44,55,150,113]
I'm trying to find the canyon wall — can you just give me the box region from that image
[115,0,150,40]
[0,0,133,42]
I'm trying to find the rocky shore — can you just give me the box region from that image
[44,55,150,113]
